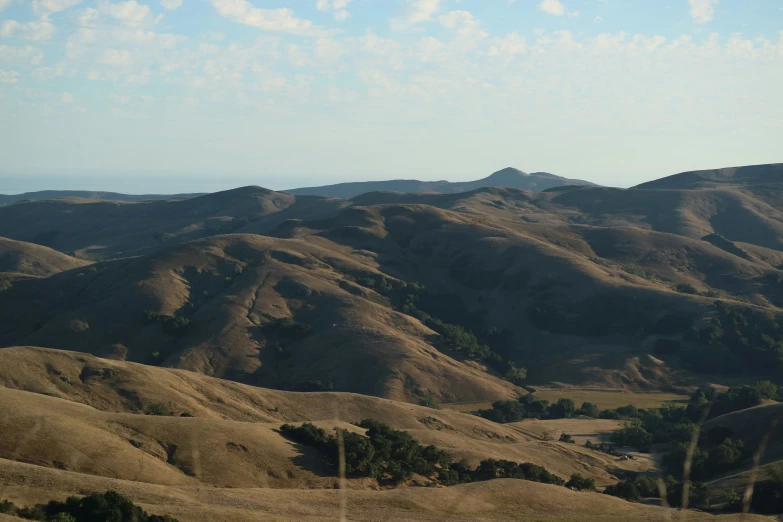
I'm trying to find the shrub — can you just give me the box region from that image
[550,398,576,419]
[144,403,172,416]
[675,283,699,294]
[51,514,77,522]
[504,366,527,386]
[142,310,160,323]
[0,500,17,514]
[280,423,330,447]
[579,402,600,417]
[610,422,653,450]
[566,473,595,491]
[16,505,46,520]
[417,396,440,409]
[264,318,313,340]
[615,404,641,419]
[604,480,641,502]
[294,380,333,392]
[559,433,575,444]
[45,490,179,522]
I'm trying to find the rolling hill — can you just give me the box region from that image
[0,190,203,207]
[634,163,783,190]
[0,347,771,521]
[0,237,90,291]
[285,167,595,198]
[0,187,349,260]
[2,162,783,520]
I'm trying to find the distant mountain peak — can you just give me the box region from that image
[485,167,531,180]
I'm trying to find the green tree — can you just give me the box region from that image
[579,402,600,417]
[566,473,596,491]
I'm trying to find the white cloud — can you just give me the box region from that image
[98,48,133,65]
[96,0,152,26]
[594,15,603,23]
[488,33,526,58]
[0,20,55,40]
[33,0,82,18]
[0,44,44,65]
[0,0,13,13]
[61,91,74,102]
[315,0,351,20]
[32,63,71,79]
[78,7,100,25]
[126,68,150,83]
[161,0,181,11]
[689,0,718,24]
[212,0,331,36]
[439,11,487,45]
[0,69,19,83]
[538,0,564,16]
[391,0,443,29]
[109,92,130,103]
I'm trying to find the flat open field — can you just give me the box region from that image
[441,388,689,415]
[527,388,690,410]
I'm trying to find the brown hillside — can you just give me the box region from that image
[0,237,89,291]
[0,187,348,260]
[0,347,638,486]
[0,231,520,403]
[634,163,783,190]
[0,460,759,522]
[4,197,773,394]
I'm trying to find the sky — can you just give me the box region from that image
[0,0,781,193]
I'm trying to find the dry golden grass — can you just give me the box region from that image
[0,348,639,488]
[529,387,690,410]
[0,459,766,522]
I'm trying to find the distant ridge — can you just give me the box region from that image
[284,167,595,199]
[633,163,783,190]
[0,190,204,207]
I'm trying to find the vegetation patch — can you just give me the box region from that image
[0,491,178,521]
[357,276,527,386]
[280,419,565,487]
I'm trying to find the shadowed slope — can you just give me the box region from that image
[0,187,348,260]
[0,237,90,291]
[0,232,520,403]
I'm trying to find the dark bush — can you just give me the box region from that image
[264,318,313,340]
[578,402,600,417]
[44,491,178,522]
[558,433,575,444]
[0,500,17,515]
[675,283,699,294]
[280,422,331,447]
[549,398,576,419]
[144,403,172,416]
[610,422,653,450]
[565,473,595,491]
[417,396,440,409]
[293,380,333,392]
[604,480,641,502]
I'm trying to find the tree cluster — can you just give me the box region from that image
[279,420,566,488]
[0,491,177,522]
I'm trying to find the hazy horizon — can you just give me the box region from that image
[0,160,765,195]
